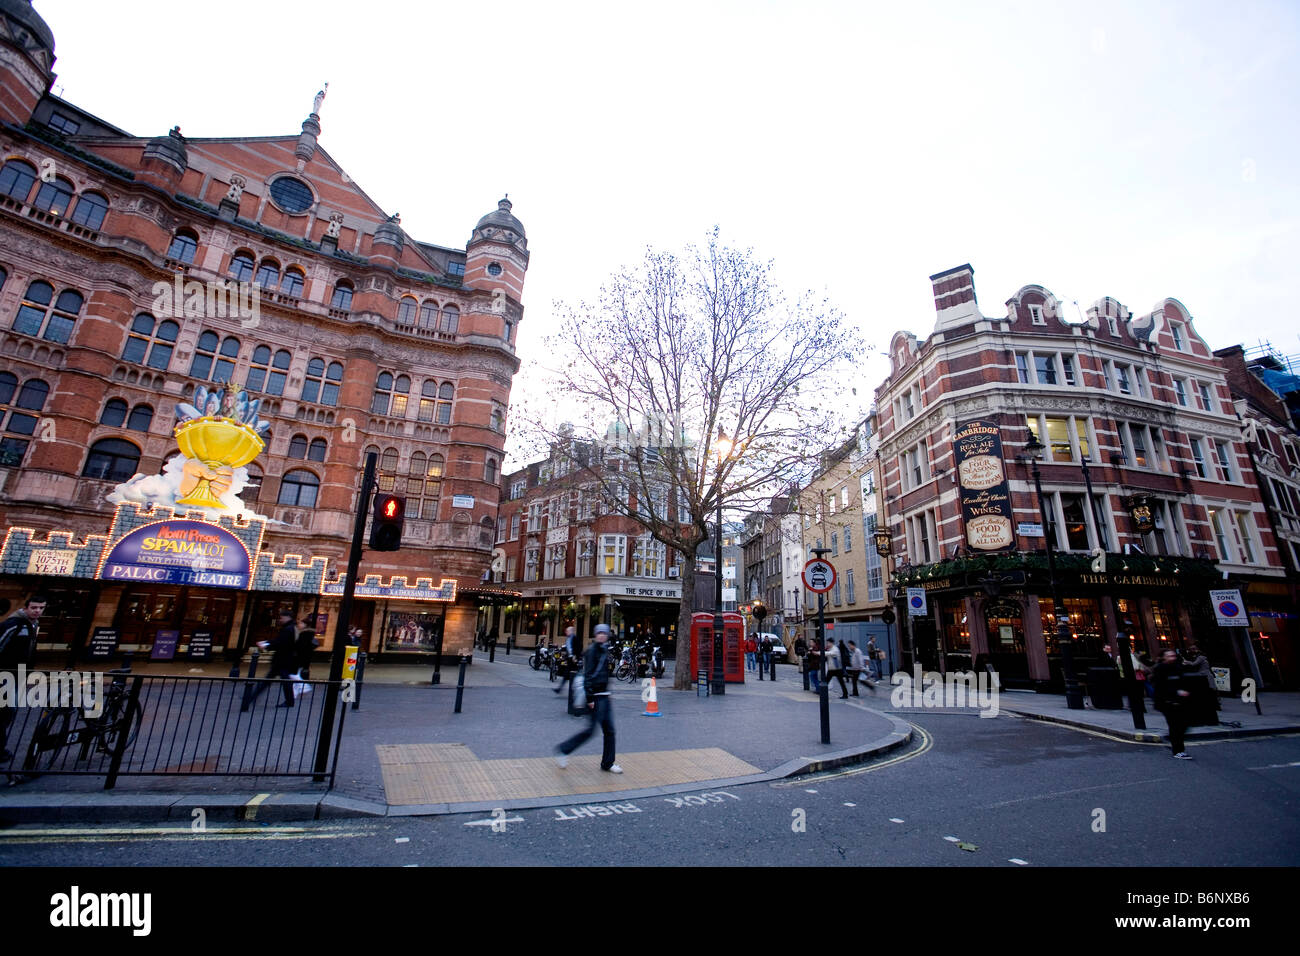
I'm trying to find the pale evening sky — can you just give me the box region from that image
[36,0,1300,464]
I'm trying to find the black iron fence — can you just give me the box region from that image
[0,668,348,789]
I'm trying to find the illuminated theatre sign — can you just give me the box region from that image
[100,520,252,589]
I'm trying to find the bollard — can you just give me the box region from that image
[802,659,810,691]
[453,654,469,713]
[120,651,134,672]
[352,651,366,710]
[506,635,513,655]
[770,655,777,681]
[240,649,261,712]
[489,640,496,663]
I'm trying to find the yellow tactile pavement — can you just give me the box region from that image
[376,743,762,805]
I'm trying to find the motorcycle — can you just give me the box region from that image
[614,642,637,682]
[650,644,665,679]
[528,643,554,672]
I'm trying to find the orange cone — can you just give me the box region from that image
[642,677,662,716]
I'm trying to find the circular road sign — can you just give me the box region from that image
[802,558,837,594]
[1217,599,1240,619]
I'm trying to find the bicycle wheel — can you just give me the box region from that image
[97,700,142,756]
[549,659,558,681]
[528,653,539,670]
[22,708,73,775]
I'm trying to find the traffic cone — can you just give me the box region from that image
[642,677,662,716]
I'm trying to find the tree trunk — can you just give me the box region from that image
[673,551,699,690]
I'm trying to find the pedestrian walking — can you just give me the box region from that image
[865,636,880,680]
[554,625,582,701]
[807,638,822,693]
[0,594,46,762]
[849,640,874,695]
[1181,644,1219,724]
[759,634,773,681]
[245,609,297,709]
[824,638,849,698]
[556,623,621,773]
[744,635,757,672]
[1151,649,1194,759]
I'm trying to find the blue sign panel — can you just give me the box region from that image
[100,520,251,589]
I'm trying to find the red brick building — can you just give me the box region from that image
[875,264,1293,689]
[0,2,526,661]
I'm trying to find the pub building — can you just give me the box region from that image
[875,264,1296,690]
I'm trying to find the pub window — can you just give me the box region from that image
[82,437,141,482]
[577,538,595,576]
[277,469,320,508]
[1235,511,1258,564]
[1060,493,1090,551]
[1015,353,1030,383]
[1034,354,1058,385]
[600,534,627,575]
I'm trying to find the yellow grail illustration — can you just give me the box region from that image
[174,416,265,508]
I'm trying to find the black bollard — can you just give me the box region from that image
[489,640,496,663]
[453,655,469,713]
[770,655,777,681]
[120,651,134,672]
[240,649,261,712]
[802,659,810,691]
[352,651,366,710]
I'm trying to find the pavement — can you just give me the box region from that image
[2,649,1296,825]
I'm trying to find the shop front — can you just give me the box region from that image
[514,577,683,653]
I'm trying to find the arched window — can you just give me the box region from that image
[247,346,290,394]
[254,259,280,291]
[330,280,353,311]
[397,296,417,325]
[0,266,6,292]
[485,456,498,483]
[300,358,342,406]
[192,332,239,383]
[308,438,327,462]
[436,383,454,424]
[229,251,255,282]
[417,380,438,422]
[410,452,427,476]
[100,398,128,427]
[0,372,14,405]
[70,191,108,230]
[380,447,399,472]
[242,467,263,506]
[288,434,309,459]
[0,160,37,202]
[419,300,438,329]
[277,469,320,507]
[127,404,153,432]
[440,305,460,334]
[32,177,74,217]
[427,454,445,478]
[167,229,198,264]
[0,375,48,466]
[82,438,141,482]
[419,455,445,518]
[122,314,178,370]
[280,267,305,297]
[372,373,408,416]
[12,281,83,344]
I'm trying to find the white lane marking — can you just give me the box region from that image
[889,818,904,823]
[464,816,523,828]
[978,778,1169,809]
[843,802,856,807]
[804,789,818,793]
[1009,858,1029,865]
[395,837,410,843]
[1247,761,1300,770]
[943,836,960,842]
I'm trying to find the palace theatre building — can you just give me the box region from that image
[0,3,527,660]
[875,264,1297,689]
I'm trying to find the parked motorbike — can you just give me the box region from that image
[651,644,665,679]
[528,643,554,672]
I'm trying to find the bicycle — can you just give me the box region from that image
[18,670,142,777]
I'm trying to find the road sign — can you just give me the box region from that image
[906,587,928,616]
[1017,522,1044,537]
[802,558,836,593]
[1211,589,1248,626]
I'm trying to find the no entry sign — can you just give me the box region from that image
[802,558,836,593]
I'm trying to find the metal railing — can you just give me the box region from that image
[0,669,347,790]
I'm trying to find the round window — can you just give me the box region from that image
[487,262,503,277]
[269,177,314,214]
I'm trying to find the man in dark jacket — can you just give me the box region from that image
[245,610,297,709]
[1151,649,1193,759]
[556,623,621,773]
[0,595,46,761]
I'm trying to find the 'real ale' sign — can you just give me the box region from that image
[100,520,252,589]
[954,419,1015,551]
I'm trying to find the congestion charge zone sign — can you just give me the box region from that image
[802,559,836,593]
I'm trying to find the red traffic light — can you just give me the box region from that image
[370,494,406,551]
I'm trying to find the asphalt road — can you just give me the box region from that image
[3,713,1297,867]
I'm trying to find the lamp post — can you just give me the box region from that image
[1024,435,1084,709]
[712,428,733,696]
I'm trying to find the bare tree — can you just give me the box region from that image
[518,230,864,689]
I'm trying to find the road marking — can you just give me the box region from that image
[243,793,271,820]
[978,777,1170,809]
[1009,858,1029,865]
[804,788,818,793]
[395,837,410,843]
[889,818,905,823]
[943,835,960,842]
[1246,760,1300,770]
[843,802,856,807]
[777,722,933,785]
[0,826,370,845]
[464,816,523,828]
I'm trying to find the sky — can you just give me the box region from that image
[36,0,1300,465]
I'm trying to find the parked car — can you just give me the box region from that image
[753,632,788,662]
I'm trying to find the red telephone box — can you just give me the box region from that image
[690,612,745,684]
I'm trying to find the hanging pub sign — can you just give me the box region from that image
[99,519,252,589]
[1128,495,1155,534]
[953,419,1015,551]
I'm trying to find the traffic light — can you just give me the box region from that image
[370,493,406,551]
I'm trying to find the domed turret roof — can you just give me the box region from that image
[473,196,526,241]
[1,0,54,52]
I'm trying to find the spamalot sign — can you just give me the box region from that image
[100,520,252,588]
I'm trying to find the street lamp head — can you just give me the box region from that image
[714,428,734,462]
[1024,435,1046,460]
